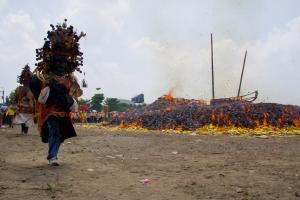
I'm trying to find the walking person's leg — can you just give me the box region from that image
[24,126,29,135]
[21,123,25,134]
[22,123,29,135]
[7,116,11,128]
[46,117,61,166]
[9,116,13,128]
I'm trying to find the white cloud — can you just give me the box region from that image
[0,11,37,50]
[244,16,300,105]
[0,0,7,8]
[0,11,37,93]
[61,0,129,32]
[2,10,35,32]
[132,37,163,52]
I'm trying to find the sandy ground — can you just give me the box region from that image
[0,124,300,200]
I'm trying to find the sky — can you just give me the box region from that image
[0,0,300,105]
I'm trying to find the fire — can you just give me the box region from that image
[255,120,261,127]
[119,120,127,128]
[211,111,216,121]
[294,119,300,127]
[103,94,300,135]
[223,114,233,127]
[263,112,268,127]
[162,90,174,104]
[166,89,174,98]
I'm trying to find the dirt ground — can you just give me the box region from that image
[0,125,300,200]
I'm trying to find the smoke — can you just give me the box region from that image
[133,16,300,105]
[133,37,248,100]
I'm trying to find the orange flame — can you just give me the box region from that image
[293,119,300,127]
[163,90,173,100]
[263,112,268,127]
[211,111,216,121]
[255,120,260,127]
[161,89,175,105]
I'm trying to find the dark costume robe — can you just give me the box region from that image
[30,74,81,143]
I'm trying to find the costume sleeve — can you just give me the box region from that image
[29,75,42,100]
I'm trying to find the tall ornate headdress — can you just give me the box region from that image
[34,19,86,80]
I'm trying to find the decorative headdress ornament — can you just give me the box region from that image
[17,64,32,84]
[34,19,86,80]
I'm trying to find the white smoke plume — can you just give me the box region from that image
[132,16,300,105]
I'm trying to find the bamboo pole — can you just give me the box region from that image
[237,50,247,97]
[211,33,215,99]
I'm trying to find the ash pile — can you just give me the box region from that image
[108,96,300,130]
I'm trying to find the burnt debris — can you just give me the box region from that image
[108,96,300,131]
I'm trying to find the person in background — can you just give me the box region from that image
[0,108,3,128]
[96,112,101,123]
[87,111,92,123]
[92,111,97,123]
[14,64,35,135]
[6,105,16,128]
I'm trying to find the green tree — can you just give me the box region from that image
[104,98,133,112]
[90,93,104,111]
[78,98,90,105]
[117,103,132,112]
[6,90,16,105]
[104,98,120,112]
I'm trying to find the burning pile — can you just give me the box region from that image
[108,95,300,131]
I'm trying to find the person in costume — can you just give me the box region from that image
[14,65,35,135]
[29,19,84,166]
[0,108,3,128]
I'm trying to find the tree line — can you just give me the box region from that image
[80,93,135,112]
[5,90,135,113]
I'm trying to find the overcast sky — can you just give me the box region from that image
[0,0,299,105]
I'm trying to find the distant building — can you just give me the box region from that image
[131,94,144,104]
[118,99,135,105]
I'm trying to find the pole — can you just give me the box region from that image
[0,87,4,104]
[211,33,215,99]
[237,50,247,97]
